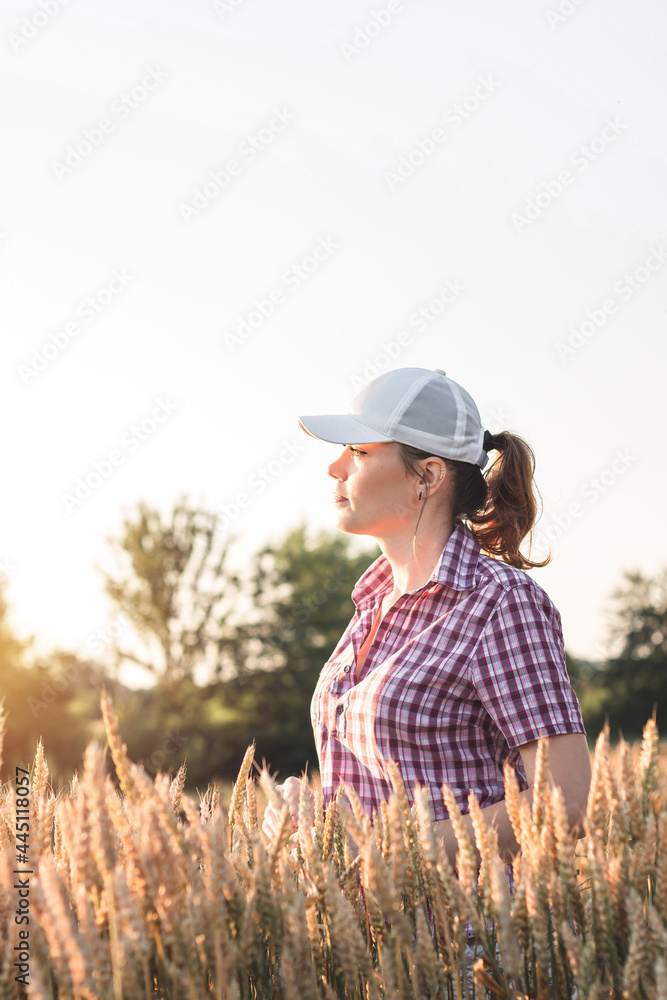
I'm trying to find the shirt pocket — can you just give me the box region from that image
[311,658,350,730]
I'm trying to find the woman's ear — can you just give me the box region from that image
[422,459,446,488]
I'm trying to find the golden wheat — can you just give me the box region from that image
[1,704,667,998]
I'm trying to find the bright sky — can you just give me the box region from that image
[1,0,666,674]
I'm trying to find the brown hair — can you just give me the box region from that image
[398,431,549,570]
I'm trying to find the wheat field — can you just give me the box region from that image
[0,693,665,1000]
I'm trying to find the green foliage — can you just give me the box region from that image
[3,490,666,787]
[0,584,109,785]
[219,523,378,776]
[101,498,245,686]
[572,568,667,738]
[95,501,377,782]
[0,501,379,789]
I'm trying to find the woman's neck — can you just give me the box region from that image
[377,521,456,599]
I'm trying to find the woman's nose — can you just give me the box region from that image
[327,449,348,480]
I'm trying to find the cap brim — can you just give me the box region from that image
[297,414,394,445]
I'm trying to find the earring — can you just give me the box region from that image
[418,489,423,501]
[439,468,445,480]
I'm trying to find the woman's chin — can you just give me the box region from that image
[334,514,371,537]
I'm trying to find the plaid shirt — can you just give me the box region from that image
[311,522,585,822]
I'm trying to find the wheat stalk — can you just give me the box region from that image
[1,697,665,1000]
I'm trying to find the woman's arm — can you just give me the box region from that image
[433,732,591,865]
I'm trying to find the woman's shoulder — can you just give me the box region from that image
[475,547,560,616]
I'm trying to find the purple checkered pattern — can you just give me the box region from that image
[311,522,585,821]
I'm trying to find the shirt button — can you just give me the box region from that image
[343,665,350,673]
[336,705,344,715]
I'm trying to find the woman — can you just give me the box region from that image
[263,367,590,862]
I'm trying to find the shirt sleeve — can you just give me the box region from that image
[470,581,586,747]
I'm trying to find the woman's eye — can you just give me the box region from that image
[349,447,366,455]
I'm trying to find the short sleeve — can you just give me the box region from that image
[471,582,585,747]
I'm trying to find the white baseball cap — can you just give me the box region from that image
[298,368,489,469]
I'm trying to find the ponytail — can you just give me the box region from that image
[398,432,548,570]
[466,431,548,569]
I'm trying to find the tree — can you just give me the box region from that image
[576,568,667,737]
[100,502,378,780]
[0,581,107,785]
[101,499,245,690]
[219,523,378,776]
[606,568,667,663]
[0,579,31,675]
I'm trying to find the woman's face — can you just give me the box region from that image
[327,441,419,538]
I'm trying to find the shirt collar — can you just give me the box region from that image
[351,522,482,609]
